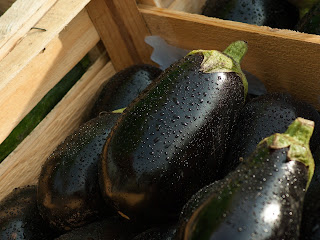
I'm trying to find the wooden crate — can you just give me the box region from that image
[137,0,174,8]
[0,0,320,202]
[137,0,206,13]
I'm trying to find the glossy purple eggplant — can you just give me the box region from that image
[223,92,320,177]
[99,41,248,223]
[202,0,299,29]
[37,113,120,232]
[300,146,320,240]
[89,64,162,119]
[55,216,142,240]
[175,118,314,240]
[0,185,57,240]
[132,224,177,240]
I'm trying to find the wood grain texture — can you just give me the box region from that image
[168,0,206,14]
[87,40,108,63]
[0,55,115,201]
[0,0,91,93]
[140,5,320,110]
[137,0,174,8]
[86,0,154,72]
[137,0,157,6]
[0,9,100,144]
[0,0,58,61]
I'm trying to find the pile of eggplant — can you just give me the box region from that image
[201,0,320,35]
[1,41,320,240]
[201,0,300,29]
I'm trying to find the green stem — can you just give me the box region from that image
[223,40,248,64]
[264,117,315,188]
[285,117,314,145]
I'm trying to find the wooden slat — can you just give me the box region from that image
[137,0,173,8]
[137,0,157,6]
[0,0,91,92]
[0,55,115,201]
[139,5,320,110]
[0,0,58,61]
[87,40,108,63]
[168,0,206,14]
[0,3,98,144]
[86,0,154,71]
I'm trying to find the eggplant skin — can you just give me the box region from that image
[175,144,308,240]
[37,113,120,233]
[132,224,177,240]
[100,53,245,223]
[224,92,320,177]
[202,0,299,29]
[300,147,320,240]
[0,185,57,240]
[89,64,162,118]
[55,216,141,240]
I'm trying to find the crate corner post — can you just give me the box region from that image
[86,0,155,71]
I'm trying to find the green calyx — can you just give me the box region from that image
[188,41,248,98]
[112,107,126,113]
[262,117,315,188]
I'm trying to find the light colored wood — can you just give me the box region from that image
[0,9,100,144]
[0,0,91,92]
[137,0,173,8]
[86,0,155,72]
[139,4,320,110]
[137,0,157,6]
[0,55,115,201]
[0,0,15,14]
[0,0,58,61]
[0,3,98,144]
[138,0,206,12]
[168,0,206,14]
[160,0,175,8]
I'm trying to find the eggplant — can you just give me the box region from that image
[299,146,320,240]
[201,0,299,29]
[0,185,57,240]
[55,216,141,240]
[223,92,320,177]
[99,41,248,223]
[89,64,162,119]
[296,1,320,34]
[132,224,177,240]
[175,117,314,240]
[37,113,120,232]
